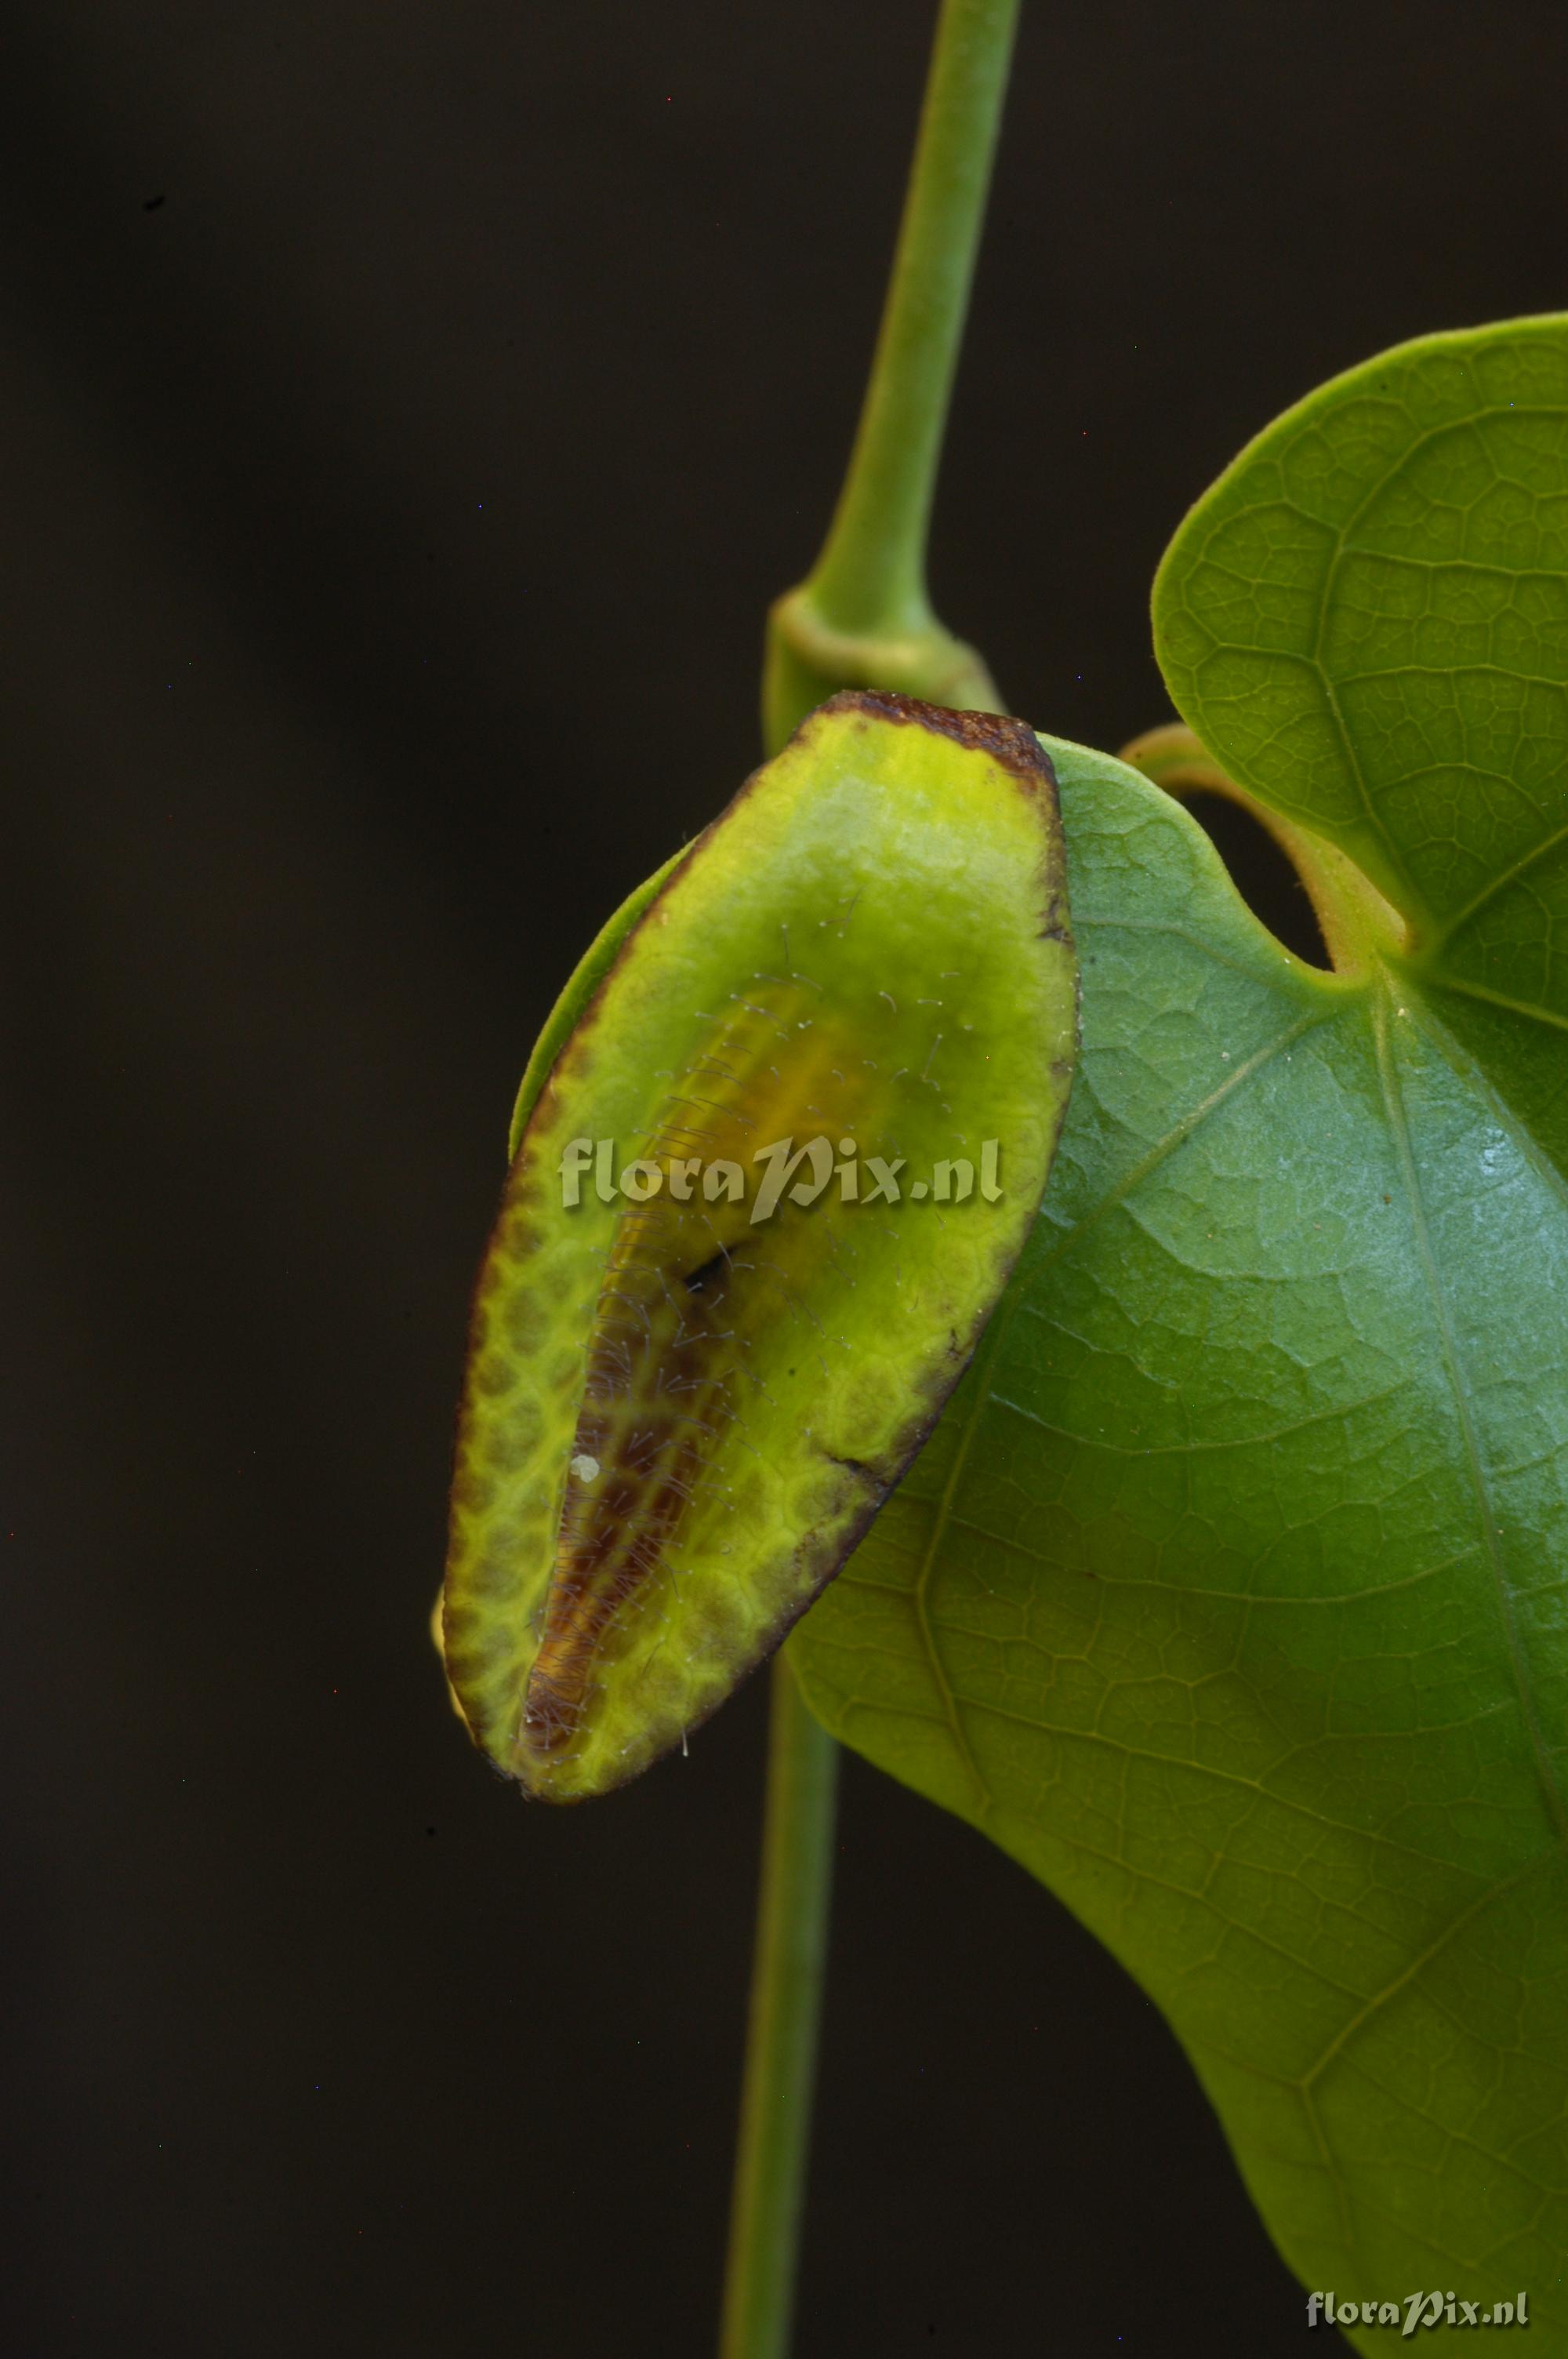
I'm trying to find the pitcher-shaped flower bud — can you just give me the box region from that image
[441,692,1077,1798]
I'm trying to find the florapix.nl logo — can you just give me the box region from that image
[557,1136,1004,1223]
[1307,2289,1530,2334]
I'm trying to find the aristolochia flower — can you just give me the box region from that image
[438,692,1078,1798]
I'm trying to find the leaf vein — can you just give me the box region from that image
[1370,991,1568,1845]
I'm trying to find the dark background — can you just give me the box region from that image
[6,3,1564,2352]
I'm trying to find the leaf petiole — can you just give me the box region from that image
[1120,721,1406,978]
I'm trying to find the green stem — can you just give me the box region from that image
[812,0,1022,628]
[764,0,1022,749]
[726,10,1019,2353]
[718,1655,840,2359]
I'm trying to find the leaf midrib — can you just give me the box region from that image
[1370,984,1568,1849]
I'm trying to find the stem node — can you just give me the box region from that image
[764,584,1001,753]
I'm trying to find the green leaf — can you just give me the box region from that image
[1154,314,1568,1176]
[443,692,1076,1800]
[789,720,1568,2341]
[793,325,1568,2336]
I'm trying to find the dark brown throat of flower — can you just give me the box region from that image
[520,978,877,1766]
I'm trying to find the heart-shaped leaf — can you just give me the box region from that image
[790,321,1568,2345]
[1156,314,1568,1177]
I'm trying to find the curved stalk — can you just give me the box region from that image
[1120,722,1406,977]
[763,0,1023,750]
